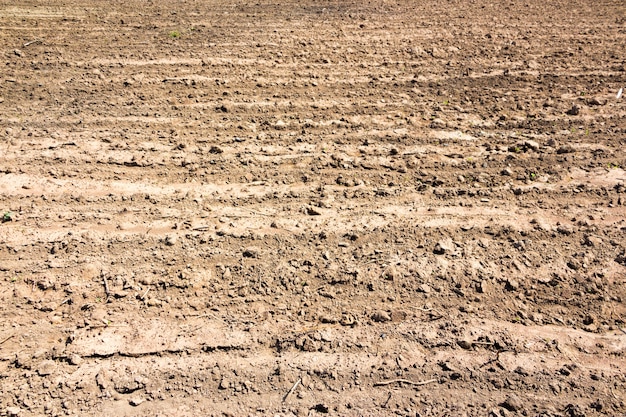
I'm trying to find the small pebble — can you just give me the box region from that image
[129,397,145,406]
[371,310,391,323]
[501,394,523,412]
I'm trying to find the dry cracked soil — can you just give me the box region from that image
[1,0,626,416]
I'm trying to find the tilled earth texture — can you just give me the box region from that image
[0,0,625,416]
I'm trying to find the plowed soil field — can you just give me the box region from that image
[1,0,626,416]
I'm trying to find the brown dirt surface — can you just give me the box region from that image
[1,0,626,416]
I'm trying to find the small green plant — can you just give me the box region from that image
[2,211,13,223]
[514,146,521,153]
[168,30,181,38]
[529,172,537,181]
[608,162,620,169]
[443,99,449,106]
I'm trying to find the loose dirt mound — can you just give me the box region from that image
[1,0,625,416]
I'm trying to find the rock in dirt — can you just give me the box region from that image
[523,139,540,151]
[501,394,523,412]
[490,378,505,389]
[6,407,21,416]
[589,399,603,412]
[340,313,357,327]
[511,140,539,152]
[146,298,163,307]
[564,404,586,417]
[559,366,572,376]
[433,238,454,255]
[583,234,602,247]
[222,267,232,280]
[68,354,83,366]
[417,283,432,293]
[37,360,57,376]
[129,396,145,406]
[242,247,260,258]
[209,145,224,153]
[371,310,391,323]
[586,97,605,106]
[430,118,446,129]
[113,375,145,393]
[381,266,400,281]
[567,258,581,270]
[219,377,231,390]
[96,370,110,390]
[300,337,319,352]
[565,104,580,116]
[305,206,322,216]
[477,280,490,294]
[320,315,338,324]
[164,235,177,246]
[457,339,473,350]
[505,278,519,291]
[430,47,448,59]
[312,404,329,413]
[557,224,574,235]
[439,361,458,372]
[390,310,407,322]
[557,144,576,154]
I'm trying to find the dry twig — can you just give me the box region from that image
[0,334,15,346]
[102,273,110,298]
[611,387,620,401]
[86,323,127,329]
[192,225,212,231]
[374,378,437,387]
[140,287,150,300]
[472,341,495,346]
[282,378,301,403]
[23,39,42,47]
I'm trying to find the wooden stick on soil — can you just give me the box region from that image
[102,273,110,298]
[192,225,212,231]
[374,378,437,387]
[282,378,301,403]
[0,334,15,346]
[140,287,150,300]
[23,39,42,47]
